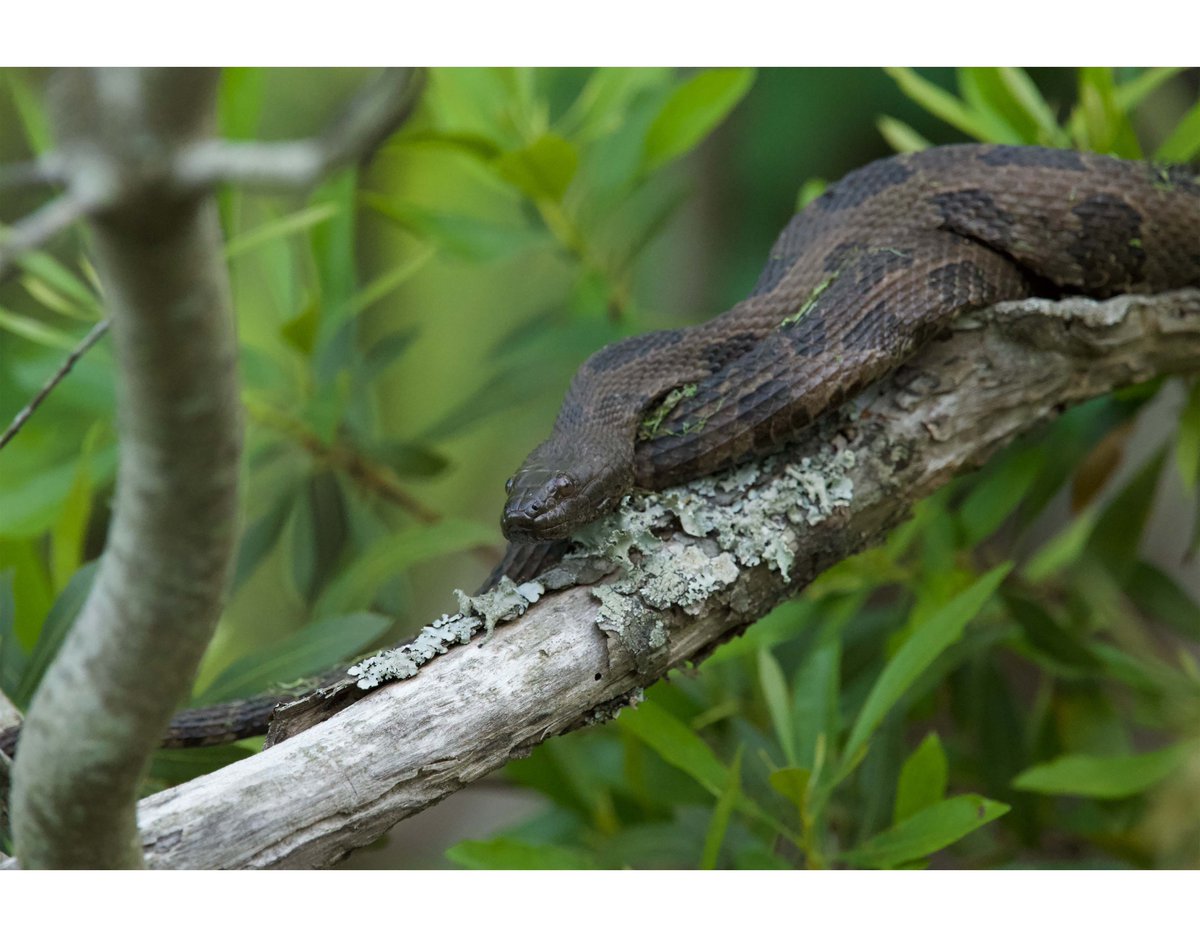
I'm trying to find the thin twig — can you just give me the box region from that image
[0,192,89,283]
[0,154,66,192]
[244,397,442,524]
[0,318,109,451]
[176,68,426,192]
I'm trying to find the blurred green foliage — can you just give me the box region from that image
[2,68,1200,868]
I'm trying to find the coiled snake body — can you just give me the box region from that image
[500,144,1200,556]
[3,144,1196,758]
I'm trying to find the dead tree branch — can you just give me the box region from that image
[86,288,1198,870]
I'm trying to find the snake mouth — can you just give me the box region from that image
[501,512,574,543]
[501,469,586,542]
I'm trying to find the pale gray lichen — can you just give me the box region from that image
[568,436,857,670]
[585,445,856,586]
[592,584,668,674]
[456,577,544,637]
[585,687,646,725]
[348,612,475,688]
[348,576,544,689]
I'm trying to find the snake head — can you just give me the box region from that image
[501,451,629,543]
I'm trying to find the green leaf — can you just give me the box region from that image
[958,446,1044,546]
[313,519,495,617]
[792,636,840,771]
[619,698,728,796]
[217,67,265,140]
[309,171,359,383]
[1071,68,1142,158]
[1123,561,1200,642]
[845,795,1009,869]
[374,441,451,479]
[492,133,580,203]
[361,440,449,480]
[224,203,341,259]
[14,561,98,708]
[876,116,932,154]
[994,68,1066,143]
[0,570,27,699]
[0,540,53,651]
[1013,745,1189,799]
[758,647,797,766]
[1156,99,1200,163]
[956,68,1029,143]
[355,327,419,386]
[1175,380,1200,490]
[1005,592,1101,672]
[0,307,81,352]
[701,748,742,869]
[556,68,671,141]
[795,178,828,211]
[362,194,548,262]
[1086,447,1165,581]
[957,68,1069,146]
[21,275,89,321]
[885,67,1011,143]
[16,252,103,315]
[769,766,811,815]
[231,491,297,593]
[195,611,391,705]
[147,744,255,790]
[286,473,348,603]
[640,68,755,174]
[351,247,436,316]
[0,445,117,539]
[807,548,906,599]
[893,733,948,824]
[1023,508,1098,583]
[386,129,505,163]
[6,72,53,154]
[49,436,96,589]
[447,837,596,870]
[734,848,792,870]
[1115,67,1185,110]
[419,353,575,442]
[1191,496,1200,562]
[608,181,691,273]
[843,563,1011,762]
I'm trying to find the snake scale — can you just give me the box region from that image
[2,144,1197,759]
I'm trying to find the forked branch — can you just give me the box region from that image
[176,68,425,191]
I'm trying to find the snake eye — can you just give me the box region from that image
[505,477,515,494]
[553,476,576,496]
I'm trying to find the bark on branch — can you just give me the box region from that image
[99,288,1200,870]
